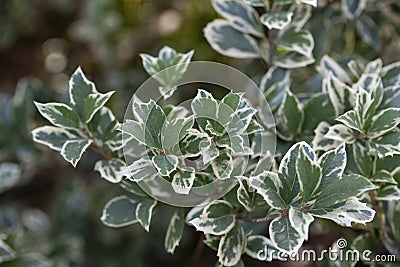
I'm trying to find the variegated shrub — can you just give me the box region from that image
[29,0,400,266]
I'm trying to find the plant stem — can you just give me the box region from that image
[81,126,113,160]
[267,29,276,68]
[90,144,113,160]
[191,234,205,266]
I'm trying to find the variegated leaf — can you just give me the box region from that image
[217,225,246,266]
[317,55,351,84]
[381,61,400,87]
[60,138,92,167]
[311,197,375,227]
[259,67,290,111]
[260,11,293,30]
[211,151,233,180]
[296,146,322,202]
[279,141,315,200]
[32,126,79,152]
[356,15,381,52]
[162,115,194,150]
[368,130,400,158]
[381,86,400,109]
[100,195,139,227]
[312,122,341,151]
[249,171,286,209]
[171,167,196,195]
[212,0,263,37]
[324,72,352,116]
[189,200,236,235]
[368,108,400,139]
[314,174,376,208]
[276,29,314,57]
[123,158,158,182]
[34,102,80,129]
[135,198,157,232]
[237,178,253,211]
[269,216,304,254]
[288,206,314,241]
[376,185,400,201]
[204,19,260,58]
[317,143,347,189]
[352,142,372,177]
[165,209,185,254]
[274,52,315,69]
[336,110,363,133]
[140,46,194,98]
[152,154,178,176]
[69,67,114,123]
[94,159,126,183]
[325,124,356,144]
[276,90,304,141]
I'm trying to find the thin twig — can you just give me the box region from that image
[90,144,113,160]
[81,126,113,160]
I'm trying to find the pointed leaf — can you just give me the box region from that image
[315,174,376,208]
[172,167,196,195]
[325,124,356,144]
[135,198,157,232]
[189,200,236,235]
[296,146,322,202]
[217,225,246,267]
[318,55,351,84]
[276,29,314,57]
[32,126,79,151]
[35,102,80,129]
[352,143,372,177]
[165,209,185,254]
[212,0,263,37]
[152,155,178,176]
[317,143,347,189]
[276,90,304,140]
[204,20,260,58]
[123,158,158,182]
[94,159,126,183]
[100,196,139,227]
[269,216,304,254]
[288,207,314,241]
[260,11,293,30]
[249,171,287,209]
[311,197,375,227]
[212,151,234,180]
[368,108,400,139]
[60,139,92,167]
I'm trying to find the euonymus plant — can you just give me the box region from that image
[25,0,400,266]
